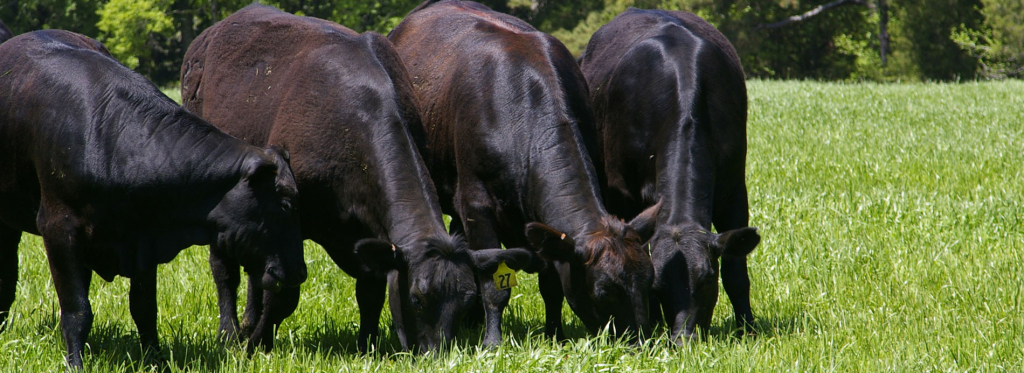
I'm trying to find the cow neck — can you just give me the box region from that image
[90,88,253,202]
[358,117,449,249]
[656,119,714,229]
[527,121,610,239]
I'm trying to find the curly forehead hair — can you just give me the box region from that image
[581,216,645,267]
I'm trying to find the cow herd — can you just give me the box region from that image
[0,0,760,368]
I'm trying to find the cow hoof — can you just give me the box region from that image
[733,328,757,339]
[140,347,168,368]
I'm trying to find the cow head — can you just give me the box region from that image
[649,223,759,344]
[525,212,656,340]
[356,235,539,352]
[210,146,307,292]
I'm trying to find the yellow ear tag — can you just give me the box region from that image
[493,261,518,290]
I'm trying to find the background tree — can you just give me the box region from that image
[1,0,1018,83]
[895,0,983,80]
[96,0,174,80]
[0,0,102,38]
[951,0,1023,79]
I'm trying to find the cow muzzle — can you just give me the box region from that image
[262,261,307,292]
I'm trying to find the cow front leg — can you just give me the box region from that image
[240,273,263,339]
[714,185,756,336]
[0,227,20,332]
[43,236,94,369]
[648,293,664,327]
[537,268,565,340]
[129,266,161,360]
[209,247,243,343]
[456,180,507,347]
[477,274,510,347]
[720,256,754,335]
[355,276,386,353]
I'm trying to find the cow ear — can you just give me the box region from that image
[471,248,544,274]
[714,227,760,258]
[628,200,662,243]
[355,238,400,276]
[243,155,279,184]
[525,222,576,261]
[265,145,290,164]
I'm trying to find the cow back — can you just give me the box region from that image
[0,29,290,277]
[580,8,748,220]
[389,0,602,232]
[1,30,248,210]
[183,4,446,247]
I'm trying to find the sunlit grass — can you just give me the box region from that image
[3,80,1022,371]
[161,85,181,105]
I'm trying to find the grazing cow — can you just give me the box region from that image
[578,8,761,343]
[0,30,306,368]
[0,20,11,43]
[388,0,658,345]
[181,4,537,352]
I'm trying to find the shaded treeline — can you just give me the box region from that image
[0,0,1019,85]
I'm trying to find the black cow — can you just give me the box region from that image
[181,4,537,352]
[578,8,761,343]
[0,30,306,368]
[389,0,658,345]
[0,20,11,43]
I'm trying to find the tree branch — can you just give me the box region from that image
[755,0,871,31]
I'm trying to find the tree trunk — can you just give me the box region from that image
[878,0,889,66]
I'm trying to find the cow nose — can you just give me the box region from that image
[264,263,307,291]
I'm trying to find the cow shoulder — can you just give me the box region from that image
[360,31,425,143]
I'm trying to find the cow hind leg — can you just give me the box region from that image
[0,227,20,332]
[713,185,756,336]
[42,234,94,368]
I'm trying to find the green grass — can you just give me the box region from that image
[4,80,1023,371]
[161,86,182,105]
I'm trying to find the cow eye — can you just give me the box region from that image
[280,199,293,212]
[410,293,426,310]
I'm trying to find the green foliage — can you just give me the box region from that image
[6,0,1022,82]
[951,0,1024,79]
[96,0,174,70]
[2,81,1023,371]
[549,0,637,55]
[543,0,1017,81]
[0,0,102,37]
[894,0,983,81]
[731,1,874,79]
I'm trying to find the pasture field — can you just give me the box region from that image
[1,80,1021,371]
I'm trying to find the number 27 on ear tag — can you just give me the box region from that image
[493,261,518,290]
